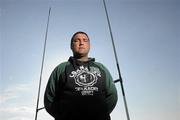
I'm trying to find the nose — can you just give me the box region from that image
[79,40,84,45]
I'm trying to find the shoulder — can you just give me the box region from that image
[93,62,109,71]
[57,61,70,67]
[54,61,70,73]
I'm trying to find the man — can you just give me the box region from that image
[44,31,118,120]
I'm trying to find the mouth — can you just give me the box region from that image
[79,47,85,49]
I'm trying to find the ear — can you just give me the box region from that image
[70,45,72,50]
[70,44,74,51]
[89,41,91,49]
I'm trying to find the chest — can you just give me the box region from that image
[62,65,106,96]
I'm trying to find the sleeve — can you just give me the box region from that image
[44,67,58,117]
[103,65,118,114]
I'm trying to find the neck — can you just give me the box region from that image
[73,55,88,62]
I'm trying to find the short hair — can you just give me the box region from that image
[70,31,89,46]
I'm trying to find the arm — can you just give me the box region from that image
[44,67,58,117]
[44,62,68,117]
[103,65,118,114]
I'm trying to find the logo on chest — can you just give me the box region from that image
[69,66,101,95]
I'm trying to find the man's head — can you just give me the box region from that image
[70,31,90,59]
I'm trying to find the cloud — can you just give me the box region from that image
[0,106,34,114]
[0,106,35,120]
[0,91,18,103]
[0,83,30,104]
[0,83,37,120]
[7,117,32,120]
[0,105,53,120]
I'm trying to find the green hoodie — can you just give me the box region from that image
[44,57,118,120]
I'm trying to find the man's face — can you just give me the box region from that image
[71,33,90,57]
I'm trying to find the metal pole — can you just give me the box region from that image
[35,7,51,120]
[102,0,130,120]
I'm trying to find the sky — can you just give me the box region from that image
[0,0,180,120]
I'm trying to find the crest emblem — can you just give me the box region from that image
[69,66,101,95]
[70,66,101,86]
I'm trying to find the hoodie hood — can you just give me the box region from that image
[68,56,95,70]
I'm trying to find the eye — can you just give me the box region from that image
[73,39,79,43]
[83,39,88,42]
